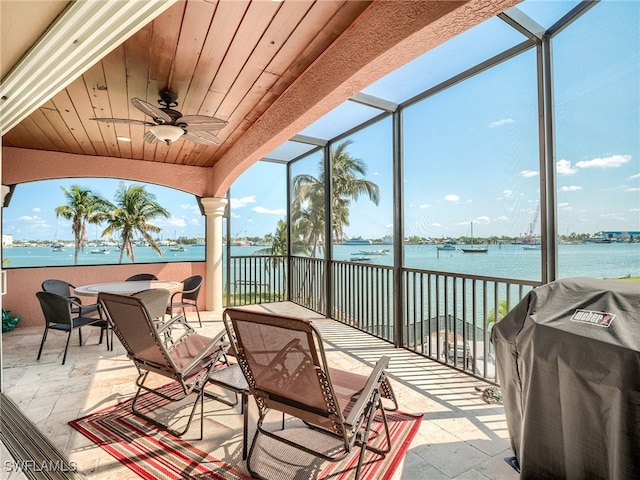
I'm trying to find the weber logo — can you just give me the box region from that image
[570,309,615,327]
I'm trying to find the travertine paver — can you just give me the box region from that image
[2,303,518,480]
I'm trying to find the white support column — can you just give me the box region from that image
[200,197,228,313]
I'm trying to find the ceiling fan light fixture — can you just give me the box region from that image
[149,124,183,144]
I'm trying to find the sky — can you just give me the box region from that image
[3,179,206,242]
[2,0,638,243]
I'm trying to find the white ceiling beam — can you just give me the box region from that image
[0,0,177,133]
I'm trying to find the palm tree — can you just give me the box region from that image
[487,300,510,326]
[292,139,379,253]
[55,185,111,264]
[291,185,326,257]
[252,219,288,293]
[252,218,311,300]
[253,218,310,260]
[102,183,169,263]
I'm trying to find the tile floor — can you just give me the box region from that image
[1,302,519,479]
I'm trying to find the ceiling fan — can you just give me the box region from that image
[91,90,227,145]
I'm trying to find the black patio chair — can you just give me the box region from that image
[41,279,111,350]
[36,291,106,365]
[131,288,170,324]
[125,273,159,281]
[167,275,203,327]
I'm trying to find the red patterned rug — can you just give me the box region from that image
[70,382,421,480]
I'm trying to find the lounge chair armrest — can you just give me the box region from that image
[179,339,225,375]
[157,313,191,334]
[344,356,390,428]
[211,328,229,345]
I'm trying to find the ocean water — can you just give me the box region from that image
[2,244,208,268]
[3,243,639,282]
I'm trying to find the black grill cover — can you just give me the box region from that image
[491,277,640,480]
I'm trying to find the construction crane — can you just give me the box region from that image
[523,204,540,244]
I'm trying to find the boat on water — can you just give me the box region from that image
[357,249,389,255]
[50,244,65,252]
[437,244,457,251]
[351,256,372,262]
[90,248,110,254]
[342,236,372,245]
[461,222,488,253]
[461,246,488,253]
[169,246,187,252]
[522,245,540,250]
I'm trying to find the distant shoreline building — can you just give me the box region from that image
[600,231,639,242]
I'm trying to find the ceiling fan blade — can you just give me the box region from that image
[177,115,228,130]
[90,117,154,126]
[131,97,173,124]
[143,130,161,144]
[183,130,220,145]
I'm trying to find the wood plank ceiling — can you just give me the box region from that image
[2,0,372,168]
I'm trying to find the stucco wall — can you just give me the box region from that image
[2,147,215,197]
[4,262,206,328]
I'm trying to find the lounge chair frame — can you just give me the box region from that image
[224,307,398,479]
[99,292,226,439]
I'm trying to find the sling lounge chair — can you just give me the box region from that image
[99,292,229,439]
[224,306,398,480]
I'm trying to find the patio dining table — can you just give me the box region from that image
[74,280,182,297]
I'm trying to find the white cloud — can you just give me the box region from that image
[600,212,626,221]
[556,159,577,175]
[489,118,514,128]
[32,207,41,212]
[180,203,199,212]
[419,204,431,209]
[629,173,640,180]
[520,170,538,178]
[230,195,256,209]
[495,215,509,221]
[230,212,241,219]
[625,187,640,192]
[560,185,582,192]
[163,216,187,227]
[576,154,631,169]
[18,215,49,228]
[444,194,459,202]
[252,206,286,215]
[558,202,572,211]
[503,190,513,198]
[475,216,491,224]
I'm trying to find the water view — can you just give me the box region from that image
[4,242,638,283]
